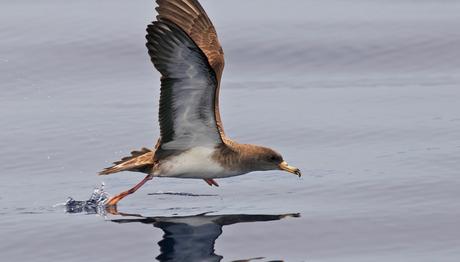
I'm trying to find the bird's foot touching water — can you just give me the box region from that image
[64,182,127,215]
[105,174,154,207]
[63,182,222,215]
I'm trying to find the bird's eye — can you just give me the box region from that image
[270,155,278,161]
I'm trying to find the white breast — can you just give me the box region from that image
[155,146,239,179]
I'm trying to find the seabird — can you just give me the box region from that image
[100,0,301,206]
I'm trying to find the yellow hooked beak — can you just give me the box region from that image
[279,161,301,177]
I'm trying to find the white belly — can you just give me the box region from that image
[155,147,240,179]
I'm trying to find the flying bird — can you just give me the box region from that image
[100,0,301,206]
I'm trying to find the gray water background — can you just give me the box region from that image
[1,0,460,261]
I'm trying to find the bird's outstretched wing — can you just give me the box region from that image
[146,20,222,151]
[147,0,227,152]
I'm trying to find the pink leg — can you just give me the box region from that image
[203,179,219,187]
[106,174,153,206]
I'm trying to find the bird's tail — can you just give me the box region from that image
[99,147,155,175]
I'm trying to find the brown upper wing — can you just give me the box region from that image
[156,0,225,80]
[156,0,226,136]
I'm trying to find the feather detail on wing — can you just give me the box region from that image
[155,0,225,81]
[155,0,226,137]
[146,21,222,151]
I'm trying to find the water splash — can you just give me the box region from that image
[65,183,109,214]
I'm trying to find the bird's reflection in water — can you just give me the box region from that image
[111,211,299,262]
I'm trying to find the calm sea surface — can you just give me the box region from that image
[1,0,460,261]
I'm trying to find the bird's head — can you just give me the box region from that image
[243,145,301,177]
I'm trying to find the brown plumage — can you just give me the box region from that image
[100,0,300,207]
[156,0,225,80]
[99,148,155,175]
